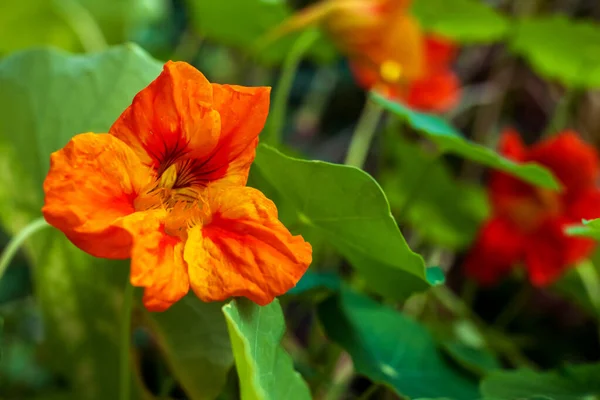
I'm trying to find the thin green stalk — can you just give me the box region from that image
[52,0,108,53]
[357,383,381,400]
[431,285,538,369]
[119,281,135,400]
[460,279,478,309]
[344,98,385,168]
[264,29,320,146]
[577,260,600,311]
[543,88,578,137]
[396,152,440,220]
[0,218,49,281]
[493,285,532,329]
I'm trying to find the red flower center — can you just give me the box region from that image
[504,188,562,232]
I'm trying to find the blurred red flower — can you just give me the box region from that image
[270,0,460,112]
[465,130,600,286]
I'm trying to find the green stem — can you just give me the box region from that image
[0,218,49,281]
[264,29,320,146]
[493,286,532,329]
[119,281,135,400]
[344,97,385,168]
[577,260,600,311]
[357,383,381,400]
[396,152,440,220]
[52,0,108,53]
[543,88,578,137]
[460,279,478,309]
[431,285,538,369]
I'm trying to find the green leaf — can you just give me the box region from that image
[442,341,500,376]
[0,0,166,55]
[144,295,234,399]
[287,271,342,295]
[251,144,430,301]
[318,289,480,399]
[183,0,336,65]
[426,266,446,286]
[222,299,311,400]
[0,45,231,399]
[373,93,561,190]
[412,0,510,43]
[381,134,489,250]
[566,218,600,241]
[510,16,600,88]
[481,363,600,399]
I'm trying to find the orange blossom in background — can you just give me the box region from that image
[270,0,460,111]
[465,130,600,286]
[42,61,312,312]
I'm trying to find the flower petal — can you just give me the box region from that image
[527,131,600,197]
[203,84,271,187]
[109,61,221,169]
[184,187,311,305]
[489,130,535,211]
[42,133,151,258]
[120,211,189,312]
[423,35,457,73]
[464,218,526,286]
[405,70,460,112]
[524,218,591,286]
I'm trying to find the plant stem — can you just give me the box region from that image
[460,279,478,309]
[431,285,538,369]
[396,151,440,220]
[0,218,49,281]
[119,281,135,400]
[344,97,385,168]
[577,260,600,311]
[357,383,381,400]
[264,29,320,147]
[493,285,532,330]
[543,88,578,137]
[52,0,108,53]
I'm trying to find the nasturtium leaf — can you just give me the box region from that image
[566,218,600,241]
[373,93,561,190]
[481,363,600,399]
[442,341,500,376]
[510,16,600,88]
[381,134,489,250]
[0,0,167,55]
[0,45,232,399]
[251,144,431,301]
[222,299,311,400]
[552,252,600,318]
[318,289,480,399]
[183,0,336,65]
[412,0,509,43]
[144,296,234,400]
[287,271,342,295]
[426,266,446,286]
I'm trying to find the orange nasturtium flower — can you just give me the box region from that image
[465,130,600,287]
[42,62,312,312]
[271,0,460,112]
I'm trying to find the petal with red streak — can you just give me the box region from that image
[201,84,271,187]
[42,133,151,259]
[120,211,189,312]
[184,187,312,305]
[109,61,221,169]
[464,218,526,286]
